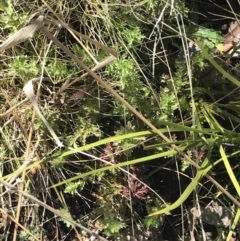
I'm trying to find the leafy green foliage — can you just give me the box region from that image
[46,59,69,82]
[157,73,189,120]
[192,27,223,50]
[72,43,93,65]
[19,230,28,240]
[59,208,72,228]
[9,56,39,79]
[64,180,85,194]
[19,227,39,241]
[121,27,145,48]
[107,56,139,90]
[103,220,125,237]
[106,56,151,118]
[114,122,144,156]
[144,198,165,229]
[1,0,240,240]
[68,117,101,145]
[0,0,28,32]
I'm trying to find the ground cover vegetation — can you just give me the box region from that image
[1,0,240,240]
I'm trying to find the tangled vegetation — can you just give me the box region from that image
[1,0,240,240]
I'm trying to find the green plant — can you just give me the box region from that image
[1,0,240,241]
[64,180,85,195]
[46,59,68,82]
[0,0,28,32]
[68,117,101,146]
[8,56,39,80]
[59,208,72,228]
[190,26,224,50]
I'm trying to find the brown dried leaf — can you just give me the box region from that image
[0,15,44,50]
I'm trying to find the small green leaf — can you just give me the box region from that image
[216,43,224,51]
[59,208,72,228]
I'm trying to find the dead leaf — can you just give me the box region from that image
[0,15,44,51]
